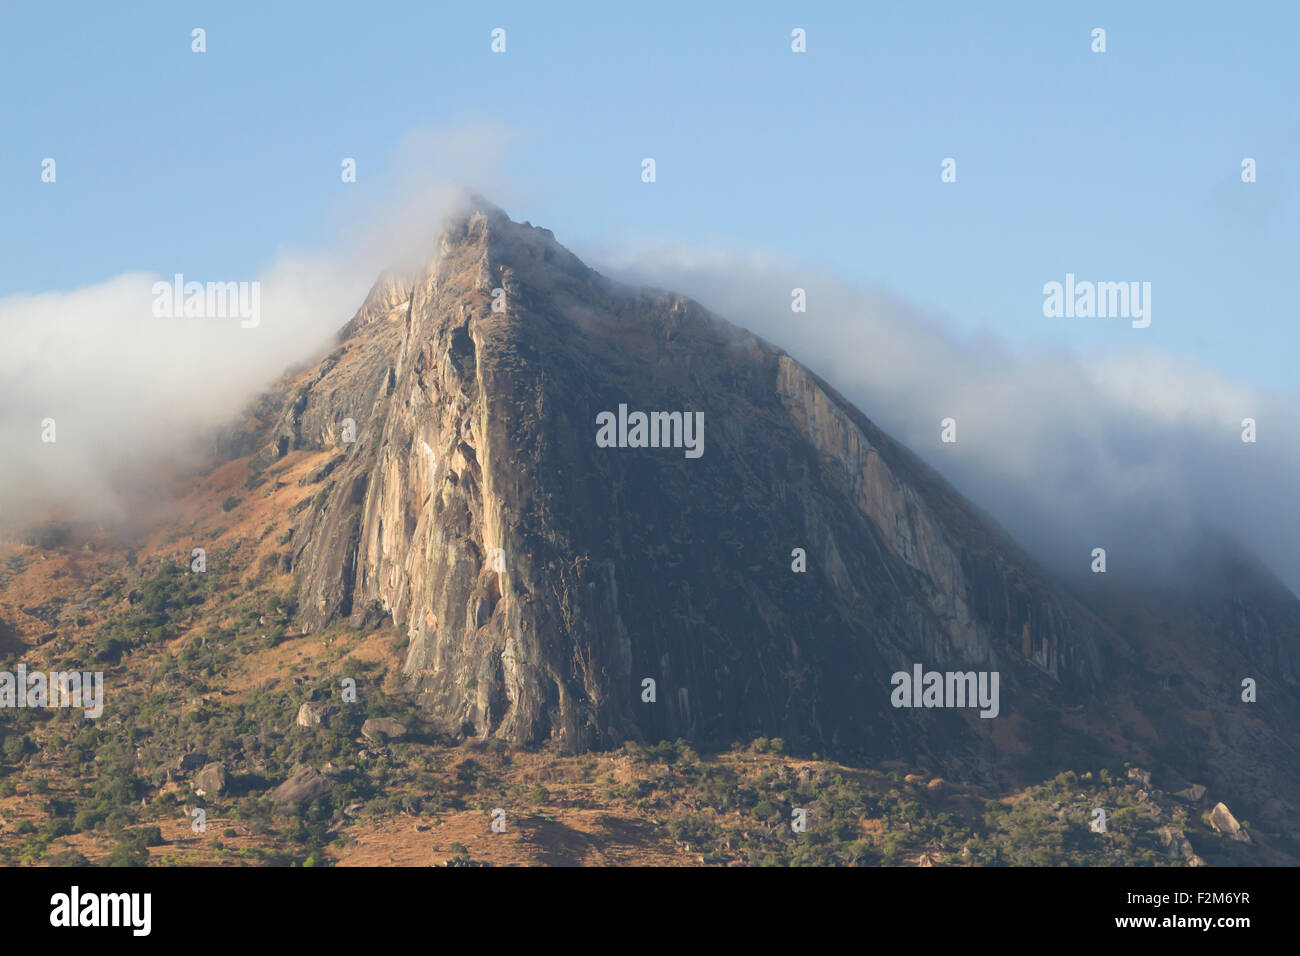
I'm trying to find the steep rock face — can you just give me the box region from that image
[238,200,1135,774]
[775,356,1103,688]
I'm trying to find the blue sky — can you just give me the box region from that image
[3,1,1296,389]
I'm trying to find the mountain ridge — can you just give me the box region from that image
[189,199,1296,844]
[0,198,1296,864]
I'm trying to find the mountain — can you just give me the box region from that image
[2,197,1296,866]
[215,198,1299,846]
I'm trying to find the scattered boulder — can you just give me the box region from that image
[1175,784,1207,804]
[362,717,408,741]
[297,701,328,728]
[1209,802,1251,842]
[271,767,334,809]
[1157,826,1195,861]
[192,763,229,796]
[176,752,209,773]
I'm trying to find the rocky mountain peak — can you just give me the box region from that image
[222,204,1300,834]
[241,203,1103,761]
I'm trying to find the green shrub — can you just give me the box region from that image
[103,839,146,866]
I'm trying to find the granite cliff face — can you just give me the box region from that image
[228,200,1300,816]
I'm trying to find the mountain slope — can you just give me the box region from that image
[226,201,1131,770]
[212,200,1300,850]
[2,199,1297,864]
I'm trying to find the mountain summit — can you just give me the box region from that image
[225,201,1300,829]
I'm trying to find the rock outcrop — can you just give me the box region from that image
[1209,802,1251,842]
[225,198,1129,774]
[224,197,1300,832]
[361,718,407,741]
[1157,826,1194,861]
[271,767,334,809]
[296,701,327,728]
[192,762,229,797]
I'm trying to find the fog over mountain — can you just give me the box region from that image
[591,241,1300,597]
[0,126,517,529]
[2,178,1298,854]
[1,127,1294,599]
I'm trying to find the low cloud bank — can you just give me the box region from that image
[0,123,516,530]
[591,240,1300,596]
[3,153,1294,599]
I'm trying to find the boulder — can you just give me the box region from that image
[192,762,229,796]
[1209,802,1251,842]
[361,717,408,741]
[297,701,328,728]
[1157,826,1194,861]
[271,767,333,809]
[1175,784,1207,803]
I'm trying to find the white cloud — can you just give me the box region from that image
[0,121,519,532]
[588,238,1300,595]
[3,136,1294,599]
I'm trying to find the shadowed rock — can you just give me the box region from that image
[361,717,407,741]
[271,767,333,809]
[193,763,229,796]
